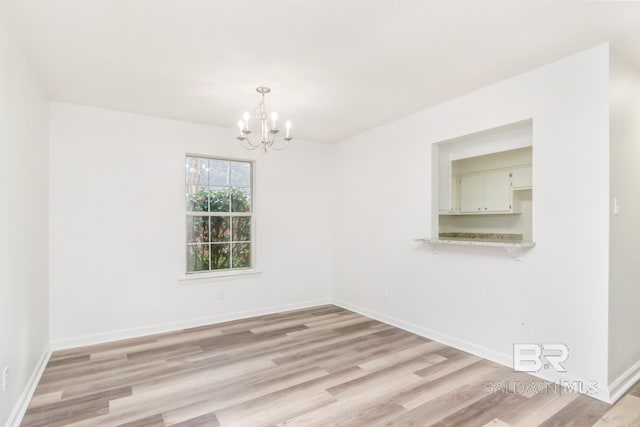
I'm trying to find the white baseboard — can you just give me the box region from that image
[333,298,611,403]
[608,359,640,403]
[530,366,611,403]
[4,346,51,427]
[333,298,512,366]
[51,297,332,351]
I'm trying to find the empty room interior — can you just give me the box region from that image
[3,1,640,426]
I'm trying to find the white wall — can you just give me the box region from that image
[451,146,532,175]
[333,45,611,399]
[48,102,333,346]
[608,49,640,394]
[0,6,50,426]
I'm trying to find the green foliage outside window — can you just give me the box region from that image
[187,188,251,213]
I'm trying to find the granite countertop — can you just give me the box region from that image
[438,232,524,243]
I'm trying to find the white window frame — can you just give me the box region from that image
[182,154,258,281]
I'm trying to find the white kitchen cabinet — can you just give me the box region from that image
[484,170,512,211]
[459,170,512,213]
[459,174,484,212]
[511,165,532,190]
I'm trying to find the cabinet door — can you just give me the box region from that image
[483,170,512,212]
[511,165,532,190]
[450,175,459,212]
[459,173,484,212]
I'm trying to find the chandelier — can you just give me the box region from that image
[237,87,292,152]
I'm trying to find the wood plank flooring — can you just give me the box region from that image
[21,306,640,426]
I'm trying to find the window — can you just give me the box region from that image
[185,155,253,274]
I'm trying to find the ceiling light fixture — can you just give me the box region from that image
[237,87,292,152]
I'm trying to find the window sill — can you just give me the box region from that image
[179,269,262,285]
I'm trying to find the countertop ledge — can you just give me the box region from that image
[415,238,536,248]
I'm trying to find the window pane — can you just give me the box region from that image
[198,158,210,186]
[187,244,209,272]
[230,161,251,187]
[186,189,209,212]
[209,187,230,212]
[232,243,251,268]
[210,216,230,242]
[209,159,230,186]
[232,217,251,242]
[186,216,209,243]
[211,244,230,270]
[186,157,210,187]
[231,188,251,212]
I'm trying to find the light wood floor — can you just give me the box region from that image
[22,305,640,426]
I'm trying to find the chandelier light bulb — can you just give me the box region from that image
[271,112,278,129]
[242,112,249,130]
[285,121,292,138]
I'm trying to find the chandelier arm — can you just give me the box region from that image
[240,136,263,150]
[268,137,290,151]
[241,142,261,151]
[244,135,262,147]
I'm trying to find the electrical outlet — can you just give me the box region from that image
[2,367,8,391]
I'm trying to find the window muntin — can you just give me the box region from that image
[185,156,253,273]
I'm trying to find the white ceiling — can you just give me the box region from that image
[7,0,640,142]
